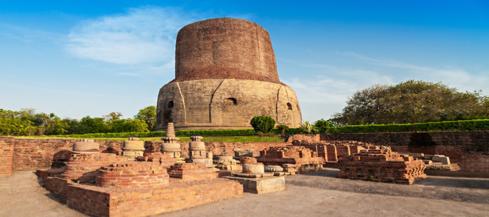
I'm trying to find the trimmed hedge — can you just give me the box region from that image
[333,119,489,133]
[56,131,165,138]
[46,119,489,138]
[51,129,260,138]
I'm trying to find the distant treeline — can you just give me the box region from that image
[0,106,157,136]
[331,80,489,124]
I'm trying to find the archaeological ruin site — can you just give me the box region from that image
[1,18,488,217]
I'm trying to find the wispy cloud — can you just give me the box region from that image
[286,51,488,121]
[66,7,194,65]
[286,69,394,121]
[340,51,489,93]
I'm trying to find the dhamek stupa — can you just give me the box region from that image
[156,18,302,129]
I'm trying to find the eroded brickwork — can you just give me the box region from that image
[257,146,324,173]
[337,147,426,184]
[36,139,244,217]
[0,139,14,176]
[96,162,170,188]
[157,18,302,129]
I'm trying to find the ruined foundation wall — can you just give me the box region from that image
[322,131,489,177]
[0,137,288,173]
[322,131,489,148]
[0,137,124,171]
[0,139,14,176]
[66,179,243,217]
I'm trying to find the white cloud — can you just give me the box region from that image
[66,7,192,65]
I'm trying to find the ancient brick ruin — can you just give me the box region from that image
[257,146,325,174]
[36,135,243,217]
[337,147,427,184]
[156,18,302,130]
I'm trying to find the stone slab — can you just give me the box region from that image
[225,175,286,194]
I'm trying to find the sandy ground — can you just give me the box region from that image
[1,171,488,217]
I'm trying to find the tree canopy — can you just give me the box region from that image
[332,80,489,124]
[134,106,157,130]
[0,106,155,136]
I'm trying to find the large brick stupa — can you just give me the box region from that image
[157,18,302,129]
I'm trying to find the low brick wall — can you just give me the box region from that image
[0,137,125,171]
[0,139,14,176]
[0,137,287,173]
[322,131,489,149]
[322,131,489,177]
[66,179,243,217]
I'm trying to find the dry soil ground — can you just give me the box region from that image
[1,171,488,217]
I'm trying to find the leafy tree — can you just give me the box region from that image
[0,109,35,135]
[332,80,489,124]
[77,116,109,134]
[250,116,276,134]
[105,112,122,121]
[111,119,149,132]
[314,119,336,133]
[0,106,157,136]
[135,106,157,130]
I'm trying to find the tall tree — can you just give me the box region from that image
[135,106,157,130]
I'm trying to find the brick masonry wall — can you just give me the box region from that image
[0,137,287,173]
[0,137,124,171]
[322,131,489,148]
[322,131,489,177]
[0,139,14,176]
[66,179,243,217]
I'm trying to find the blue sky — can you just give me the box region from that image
[1,0,488,121]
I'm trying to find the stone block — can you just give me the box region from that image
[73,139,100,152]
[432,155,451,165]
[226,175,286,194]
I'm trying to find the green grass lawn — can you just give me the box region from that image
[15,135,284,143]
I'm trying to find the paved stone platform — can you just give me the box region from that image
[1,171,488,217]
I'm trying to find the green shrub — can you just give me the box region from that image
[250,116,276,134]
[276,124,289,136]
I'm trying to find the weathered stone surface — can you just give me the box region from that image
[122,138,145,158]
[242,163,265,175]
[156,18,302,129]
[226,175,285,194]
[72,139,99,152]
[265,165,284,172]
[161,123,183,160]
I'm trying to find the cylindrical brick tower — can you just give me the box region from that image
[175,18,279,83]
[157,18,302,129]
